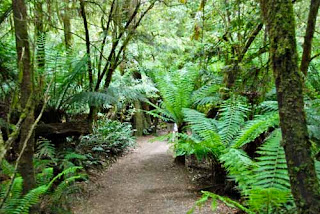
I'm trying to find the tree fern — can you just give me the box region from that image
[218,99,248,145]
[253,129,290,190]
[232,111,279,149]
[183,108,219,136]
[152,67,198,127]
[192,83,221,106]
[220,148,256,192]
[247,187,293,214]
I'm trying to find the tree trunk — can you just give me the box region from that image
[12,0,36,194]
[260,0,320,213]
[300,0,320,76]
[80,0,93,92]
[62,0,72,50]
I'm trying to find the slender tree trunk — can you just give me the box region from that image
[260,0,320,213]
[80,0,93,92]
[300,0,320,76]
[12,0,36,194]
[62,0,72,50]
[80,0,95,124]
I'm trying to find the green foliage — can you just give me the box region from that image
[184,99,295,213]
[0,160,85,214]
[149,65,199,127]
[232,111,279,148]
[253,130,290,190]
[218,98,248,145]
[189,191,254,214]
[79,118,135,167]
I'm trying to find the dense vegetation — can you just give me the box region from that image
[1,0,320,213]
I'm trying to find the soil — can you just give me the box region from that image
[72,136,237,214]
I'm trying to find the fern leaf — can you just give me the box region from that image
[232,111,279,148]
[220,148,256,192]
[13,185,48,214]
[219,100,248,145]
[254,129,290,190]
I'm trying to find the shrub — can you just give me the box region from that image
[78,118,136,167]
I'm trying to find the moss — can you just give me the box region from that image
[260,0,320,212]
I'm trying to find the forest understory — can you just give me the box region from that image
[2,0,320,213]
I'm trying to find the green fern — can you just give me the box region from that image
[35,138,56,162]
[232,111,279,148]
[220,148,256,192]
[0,160,15,176]
[192,83,222,106]
[36,167,54,186]
[0,178,23,213]
[151,67,198,127]
[247,187,293,214]
[218,99,248,145]
[12,185,48,214]
[254,129,290,190]
[51,175,85,202]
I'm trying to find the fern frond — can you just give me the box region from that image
[254,129,290,190]
[0,160,15,176]
[13,185,48,214]
[153,68,198,125]
[247,187,292,213]
[36,167,54,186]
[192,83,221,105]
[48,166,83,188]
[183,108,219,135]
[220,148,256,192]
[51,175,86,202]
[218,100,248,145]
[188,191,254,214]
[35,139,56,160]
[232,111,279,148]
[258,101,278,113]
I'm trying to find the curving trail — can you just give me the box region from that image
[73,136,220,214]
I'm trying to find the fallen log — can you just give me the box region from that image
[35,121,91,139]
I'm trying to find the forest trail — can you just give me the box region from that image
[73,136,214,214]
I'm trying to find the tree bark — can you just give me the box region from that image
[12,0,36,194]
[300,0,320,76]
[62,0,72,50]
[260,0,320,213]
[80,0,93,92]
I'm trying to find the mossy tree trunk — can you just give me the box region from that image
[12,0,36,194]
[260,0,320,213]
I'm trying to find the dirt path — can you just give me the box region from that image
[73,136,216,214]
